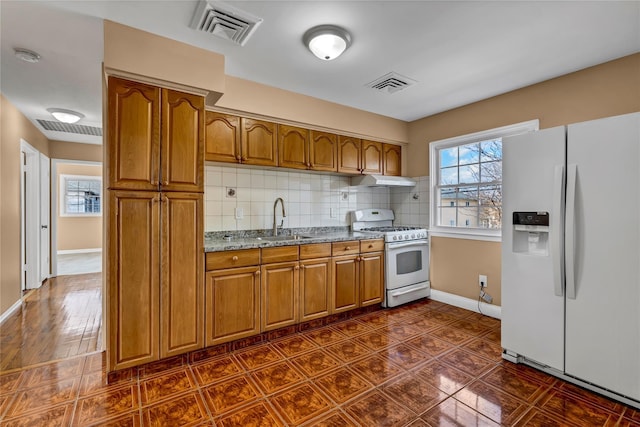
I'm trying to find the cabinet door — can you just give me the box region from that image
[360,252,384,307]
[241,118,277,166]
[108,77,160,191]
[300,258,331,321]
[205,112,241,163]
[205,266,260,346]
[278,124,309,170]
[332,255,359,313]
[337,136,361,174]
[309,130,337,172]
[362,140,383,174]
[261,261,299,331]
[161,89,204,192]
[383,144,402,176]
[161,192,203,358]
[108,190,160,370]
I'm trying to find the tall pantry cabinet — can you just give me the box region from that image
[106,76,204,370]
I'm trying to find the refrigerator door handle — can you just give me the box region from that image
[552,164,565,297]
[565,163,577,300]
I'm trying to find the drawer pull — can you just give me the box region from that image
[232,256,238,261]
[368,244,373,248]
[345,246,351,250]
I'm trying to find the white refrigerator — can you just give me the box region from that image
[502,112,640,408]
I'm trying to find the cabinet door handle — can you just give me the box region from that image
[255,270,260,276]
[162,180,168,186]
[236,155,241,161]
[232,256,238,261]
[345,246,350,251]
[241,157,247,162]
[294,265,299,270]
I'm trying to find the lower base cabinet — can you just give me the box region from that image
[359,251,384,307]
[205,266,261,346]
[332,255,360,314]
[300,257,331,321]
[261,261,299,331]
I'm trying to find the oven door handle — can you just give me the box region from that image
[390,284,430,296]
[387,240,428,249]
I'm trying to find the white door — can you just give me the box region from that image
[501,126,566,371]
[40,153,51,281]
[20,140,41,290]
[565,112,640,400]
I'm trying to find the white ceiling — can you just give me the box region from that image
[1,1,639,145]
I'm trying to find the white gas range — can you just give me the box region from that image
[351,209,430,307]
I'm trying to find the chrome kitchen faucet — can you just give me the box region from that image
[273,197,286,236]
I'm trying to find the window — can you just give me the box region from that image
[60,175,102,216]
[429,120,539,240]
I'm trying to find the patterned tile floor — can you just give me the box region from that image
[1,299,638,426]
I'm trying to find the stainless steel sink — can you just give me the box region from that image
[256,235,312,241]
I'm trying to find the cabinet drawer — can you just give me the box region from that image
[300,243,331,259]
[206,249,260,271]
[360,239,384,253]
[332,241,359,256]
[261,246,299,263]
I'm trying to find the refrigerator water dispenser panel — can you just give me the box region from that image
[513,212,550,255]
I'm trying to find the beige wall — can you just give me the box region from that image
[50,140,102,163]
[407,53,640,177]
[103,20,225,105]
[56,163,103,252]
[408,53,640,306]
[0,94,50,313]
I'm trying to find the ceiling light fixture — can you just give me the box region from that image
[47,108,84,124]
[14,47,41,63]
[303,25,351,61]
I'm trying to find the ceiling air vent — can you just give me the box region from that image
[190,0,263,46]
[37,119,103,136]
[366,72,417,94]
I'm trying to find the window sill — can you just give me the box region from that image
[429,228,501,242]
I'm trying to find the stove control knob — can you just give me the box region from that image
[411,234,415,239]
[393,236,397,241]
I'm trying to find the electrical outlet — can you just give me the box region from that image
[479,274,488,288]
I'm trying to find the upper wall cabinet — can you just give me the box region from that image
[108,78,160,191]
[383,143,402,176]
[108,77,204,192]
[337,136,361,174]
[204,112,241,163]
[241,118,278,167]
[278,124,310,170]
[310,130,338,172]
[361,140,383,175]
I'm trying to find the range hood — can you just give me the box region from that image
[350,174,416,187]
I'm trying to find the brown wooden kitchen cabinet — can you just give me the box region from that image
[299,243,332,321]
[108,77,204,192]
[278,124,310,170]
[204,111,241,163]
[260,246,299,331]
[108,190,160,369]
[337,136,362,174]
[161,192,204,358]
[241,118,277,166]
[310,130,338,172]
[332,254,360,314]
[383,143,402,176]
[205,265,261,346]
[361,140,383,174]
[359,239,384,307]
[107,77,205,371]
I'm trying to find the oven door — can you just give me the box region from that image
[385,239,429,290]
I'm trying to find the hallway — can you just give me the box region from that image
[0,273,102,371]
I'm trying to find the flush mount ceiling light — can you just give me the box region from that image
[14,47,41,63]
[303,25,351,61]
[47,108,84,124]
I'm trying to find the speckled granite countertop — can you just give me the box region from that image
[204,227,384,252]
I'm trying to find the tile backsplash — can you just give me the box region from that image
[204,164,429,232]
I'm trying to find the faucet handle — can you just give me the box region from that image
[278,219,284,229]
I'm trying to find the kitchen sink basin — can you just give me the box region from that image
[256,235,312,241]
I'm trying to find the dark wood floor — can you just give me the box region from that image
[0,273,102,371]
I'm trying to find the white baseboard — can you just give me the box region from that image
[0,298,23,324]
[57,248,102,255]
[430,289,501,319]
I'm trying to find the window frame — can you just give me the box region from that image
[429,119,539,241]
[59,174,102,217]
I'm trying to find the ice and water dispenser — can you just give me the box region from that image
[512,212,550,255]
